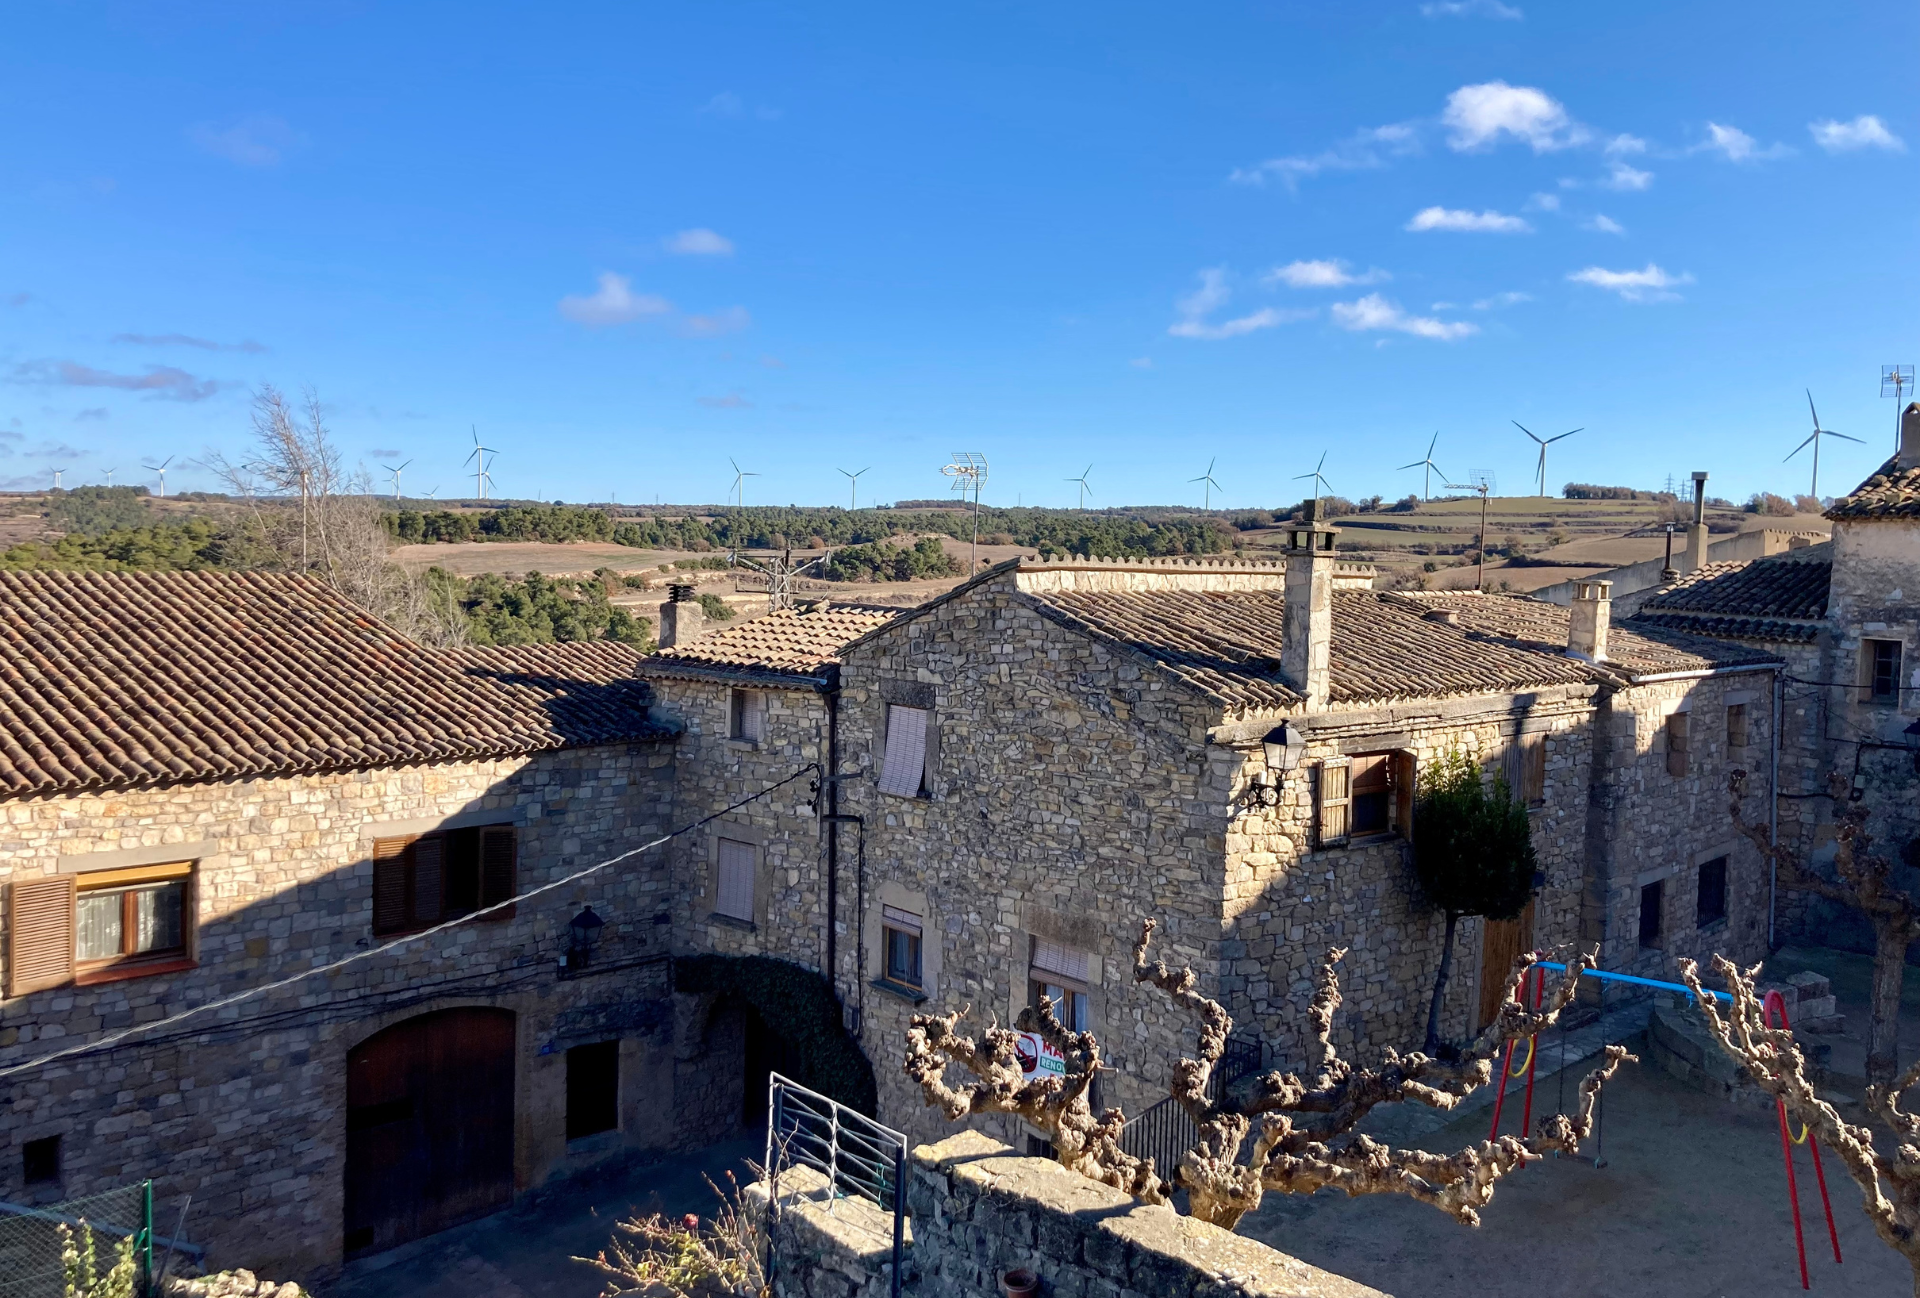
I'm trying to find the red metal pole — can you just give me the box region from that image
[1489,1038,1515,1141]
[1519,966,1542,1138]
[1809,1137,1842,1264]
[1765,990,1810,1290]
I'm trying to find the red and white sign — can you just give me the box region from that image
[1015,1031,1067,1081]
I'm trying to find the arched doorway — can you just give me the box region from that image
[344,1007,516,1257]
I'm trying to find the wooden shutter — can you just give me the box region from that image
[715,839,755,921]
[1501,740,1525,801]
[411,836,444,926]
[1393,751,1416,839]
[7,876,75,996]
[1317,759,1351,848]
[480,828,517,921]
[372,837,414,936]
[1666,713,1690,777]
[877,705,929,797]
[1525,734,1547,806]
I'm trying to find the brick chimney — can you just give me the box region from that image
[1683,471,1710,574]
[659,583,706,648]
[1900,402,1920,472]
[1566,579,1611,662]
[1281,502,1336,710]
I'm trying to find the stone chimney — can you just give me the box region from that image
[658,582,706,649]
[1281,501,1337,710]
[1566,579,1611,662]
[1899,402,1920,472]
[1683,471,1710,574]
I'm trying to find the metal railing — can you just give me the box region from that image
[0,1182,152,1298]
[765,1073,908,1298]
[1118,1036,1264,1187]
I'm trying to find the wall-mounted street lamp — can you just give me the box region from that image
[1250,723,1307,807]
[566,906,606,971]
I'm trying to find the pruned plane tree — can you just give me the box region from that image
[905,919,1634,1231]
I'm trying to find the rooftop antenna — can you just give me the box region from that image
[1398,432,1447,500]
[1188,457,1222,510]
[142,455,174,498]
[1442,473,1494,592]
[1066,463,1093,511]
[838,466,870,511]
[1292,451,1332,511]
[941,452,989,570]
[1785,390,1862,499]
[1883,365,1915,453]
[381,459,412,500]
[465,428,497,501]
[50,468,66,491]
[728,456,758,509]
[1513,421,1582,498]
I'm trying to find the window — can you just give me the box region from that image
[1504,734,1547,808]
[729,688,766,742]
[1726,704,1749,751]
[1665,713,1690,778]
[877,704,930,797]
[882,905,923,988]
[1320,752,1414,845]
[1696,856,1728,928]
[22,1135,59,1186]
[6,863,197,995]
[372,826,516,936]
[1029,939,1090,1032]
[565,1040,620,1140]
[1639,879,1664,948]
[1867,639,1903,705]
[1316,759,1351,847]
[1350,754,1393,836]
[715,838,756,922]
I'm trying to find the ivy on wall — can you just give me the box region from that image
[673,954,878,1115]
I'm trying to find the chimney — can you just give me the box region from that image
[659,583,706,649]
[1683,470,1710,574]
[1567,579,1611,662]
[1281,501,1336,710]
[1900,402,1920,472]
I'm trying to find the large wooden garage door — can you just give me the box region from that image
[344,1007,516,1257]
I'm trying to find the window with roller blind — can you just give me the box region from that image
[1029,938,1090,1032]
[876,704,931,798]
[371,825,517,936]
[713,837,757,923]
[6,861,197,996]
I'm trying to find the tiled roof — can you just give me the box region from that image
[439,641,663,738]
[638,603,901,687]
[0,569,667,799]
[1828,454,1920,521]
[1637,555,1831,619]
[1630,612,1822,644]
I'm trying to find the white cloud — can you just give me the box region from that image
[14,360,222,401]
[1166,268,1313,340]
[1567,262,1692,303]
[190,115,302,166]
[1471,291,1532,310]
[1810,115,1904,153]
[1524,192,1562,212]
[682,307,751,337]
[1129,357,1154,369]
[1583,214,1626,235]
[1605,134,1649,155]
[1695,122,1791,162]
[1231,123,1419,189]
[1331,294,1477,340]
[558,272,672,326]
[1602,162,1653,190]
[666,228,735,255]
[1420,0,1522,18]
[1406,206,1531,233]
[1442,82,1587,152]
[1264,259,1388,288]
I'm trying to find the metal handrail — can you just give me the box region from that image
[765,1073,908,1298]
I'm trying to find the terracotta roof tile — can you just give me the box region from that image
[0,570,667,799]
[1637,555,1831,619]
[1828,452,1920,521]
[638,603,900,686]
[1630,612,1822,644]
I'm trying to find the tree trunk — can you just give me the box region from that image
[1424,911,1460,1055]
[1868,915,1909,1089]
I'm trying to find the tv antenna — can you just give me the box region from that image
[1188,457,1222,511]
[1786,390,1861,499]
[838,466,869,511]
[1398,432,1447,500]
[465,428,497,501]
[142,455,174,498]
[1293,451,1332,510]
[728,456,759,509]
[942,451,989,571]
[1513,421,1581,497]
[1443,475,1494,592]
[382,459,412,499]
[1883,365,1915,452]
[1065,463,1093,511]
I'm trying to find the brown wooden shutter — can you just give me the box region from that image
[7,876,75,996]
[1393,751,1416,840]
[372,836,413,936]
[1317,759,1351,848]
[411,836,444,926]
[1525,734,1547,806]
[480,827,517,920]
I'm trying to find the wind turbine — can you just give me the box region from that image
[1065,464,1094,510]
[423,486,440,499]
[1188,458,1222,510]
[728,457,759,508]
[1513,422,1582,498]
[838,466,869,511]
[50,468,66,491]
[1786,390,1862,499]
[1293,452,1332,510]
[142,455,174,498]
[102,467,115,487]
[1399,433,1447,500]
[465,428,497,501]
[381,459,412,499]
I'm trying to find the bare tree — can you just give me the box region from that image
[906,920,1633,1232]
[1729,768,1918,1088]
[1680,953,1920,1295]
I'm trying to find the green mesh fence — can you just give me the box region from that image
[0,1182,152,1298]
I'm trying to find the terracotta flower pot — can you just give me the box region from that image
[1001,1268,1039,1298]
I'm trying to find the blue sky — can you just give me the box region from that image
[2,2,1914,509]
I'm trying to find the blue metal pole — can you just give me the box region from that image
[1534,961,1732,1003]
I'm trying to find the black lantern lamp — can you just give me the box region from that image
[1251,722,1307,806]
[566,906,606,971]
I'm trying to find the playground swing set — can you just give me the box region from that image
[1489,962,1842,1290]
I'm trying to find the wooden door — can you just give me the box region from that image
[1478,900,1535,1030]
[344,1008,516,1257]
